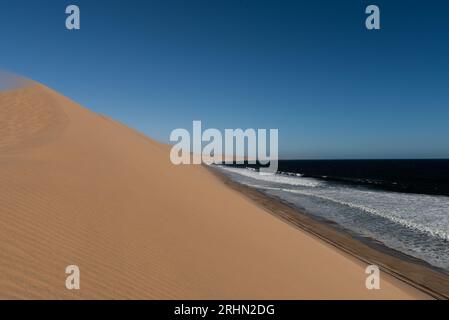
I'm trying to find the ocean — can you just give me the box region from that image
[215,160,449,273]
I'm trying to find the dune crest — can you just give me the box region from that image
[0,77,429,299]
[0,84,69,152]
[0,71,31,91]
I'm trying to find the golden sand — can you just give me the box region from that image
[0,79,430,299]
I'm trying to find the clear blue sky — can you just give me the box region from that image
[1,0,448,159]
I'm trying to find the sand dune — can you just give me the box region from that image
[0,77,429,299]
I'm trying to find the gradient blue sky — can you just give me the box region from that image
[1,0,448,159]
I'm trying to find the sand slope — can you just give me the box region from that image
[0,79,429,299]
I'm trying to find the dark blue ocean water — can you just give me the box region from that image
[229,159,449,196]
[216,159,449,272]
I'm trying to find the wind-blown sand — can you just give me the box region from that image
[0,77,430,299]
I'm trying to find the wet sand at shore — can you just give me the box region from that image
[0,77,433,299]
[208,167,449,299]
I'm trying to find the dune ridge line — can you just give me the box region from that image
[0,76,431,299]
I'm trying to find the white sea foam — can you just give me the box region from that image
[216,165,449,270]
[217,165,321,187]
[256,185,449,241]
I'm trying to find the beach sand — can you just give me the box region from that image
[0,79,431,299]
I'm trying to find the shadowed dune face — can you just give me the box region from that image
[0,76,430,299]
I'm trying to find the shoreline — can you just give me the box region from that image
[207,165,449,299]
[1,81,432,299]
